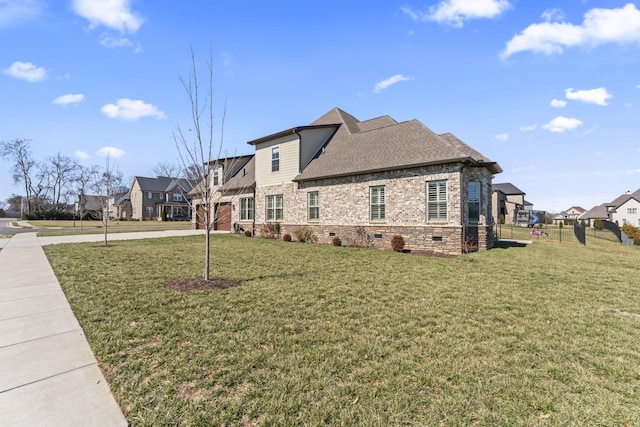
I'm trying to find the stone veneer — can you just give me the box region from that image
[251,163,495,254]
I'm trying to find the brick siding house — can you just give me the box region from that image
[129,176,193,221]
[200,108,502,254]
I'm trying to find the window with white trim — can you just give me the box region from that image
[427,180,447,221]
[308,191,319,221]
[172,193,183,202]
[266,194,283,221]
[627,207,637,214]
[468,181,480,222]
[271,147,280,172]
[240,197,254,221]
[213,166,219,185]
[370,186,385,221]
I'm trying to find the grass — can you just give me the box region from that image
[24,220,192,237]
[44,233,640,426]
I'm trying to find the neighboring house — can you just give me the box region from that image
[197,107,502,254]
[579,204,609,227]
[552,206,586,224]
[607,189,640,226]
[189,155,255,231]
[109,191,131,220]
[76,194,105,219]
[491,183,526,224]
[129,176,193,221]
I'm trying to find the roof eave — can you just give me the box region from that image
[247,124,340,146]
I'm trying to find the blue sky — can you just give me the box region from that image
[2,0,640,213]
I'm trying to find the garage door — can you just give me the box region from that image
[215,203,232,231]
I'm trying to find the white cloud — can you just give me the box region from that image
[551,98,567,108]
[520,124,537,132]
[502,3,640,58]
[495,133,509,141]
[541,8,565,23]
[53,93,85,105]
[74,150,90,160]
[100,98,166,121]
[97,146,126,158]
[2,61,46,82]
[543,116,583,133]
[565,87,612,106]
[402,0,510,28]
[71,0,142,33]
[0,0,45,27]
[373,74,411,93]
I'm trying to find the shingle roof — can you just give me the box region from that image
[492,183,525,195]
[134,176,193,193]
[607,188,640,208]
[220,155,255,192]
[580,204,608,220]
[292,107,501,182]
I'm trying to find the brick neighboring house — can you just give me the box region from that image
[198,107,502,254]
[491,183,526,224]
[129,176,193,221]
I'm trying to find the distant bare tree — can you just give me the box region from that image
[152,161,182,178]
[173,48,227,281]
[0,138,36,216]
[75,164,98,229]
[47,152,79,210]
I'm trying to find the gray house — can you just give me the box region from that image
[200,107,502,254]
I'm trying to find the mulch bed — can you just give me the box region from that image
[165,277,241,292]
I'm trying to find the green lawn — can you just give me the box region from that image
[44,234,640,426]
[27,219,192,236]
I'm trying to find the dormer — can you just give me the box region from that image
[247,124,339,187]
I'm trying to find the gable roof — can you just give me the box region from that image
[190,155,255,195]
[286,107,500,182]
[607,188,640,209]
[133,176,194,194]
[492,182,525,195]
[580,204,608,220]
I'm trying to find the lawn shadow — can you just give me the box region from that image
[493,240,531,250]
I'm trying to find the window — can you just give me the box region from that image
[147,192,153,199]
[627,207,637,214]
[172,193,183,202]
[468,181,480,222]
[271,147,280,172]
[308,191,319,221]
[266,194,283,221]
[146,206,154,215]
[427,180,447,221]
[240,197,254,221]
[213,166,219,185]
[370,186,385,221]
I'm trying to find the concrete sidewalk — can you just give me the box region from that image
[0,229,213,425]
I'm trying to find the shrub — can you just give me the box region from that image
[244,229,252,237]
[621,223,640,245]
[293,226,317,243]
[499,214,505,225]
[593,218,604,230]
[283,233,292,242]
[332,236,342,247]
[352,227,372,247]
[260,222,281,239]
[391,235,405,252]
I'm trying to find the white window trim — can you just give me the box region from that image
[468,181,480,223]
[240,197,254,221]
[308,191,319,222]
[427,180,447,222]
[370,185,385,222]
[266,194,283,221]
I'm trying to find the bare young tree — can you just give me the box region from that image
[75,164,98,229]
[173,48,227,281]
[0,138,36,216]
[91,155,123,247]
